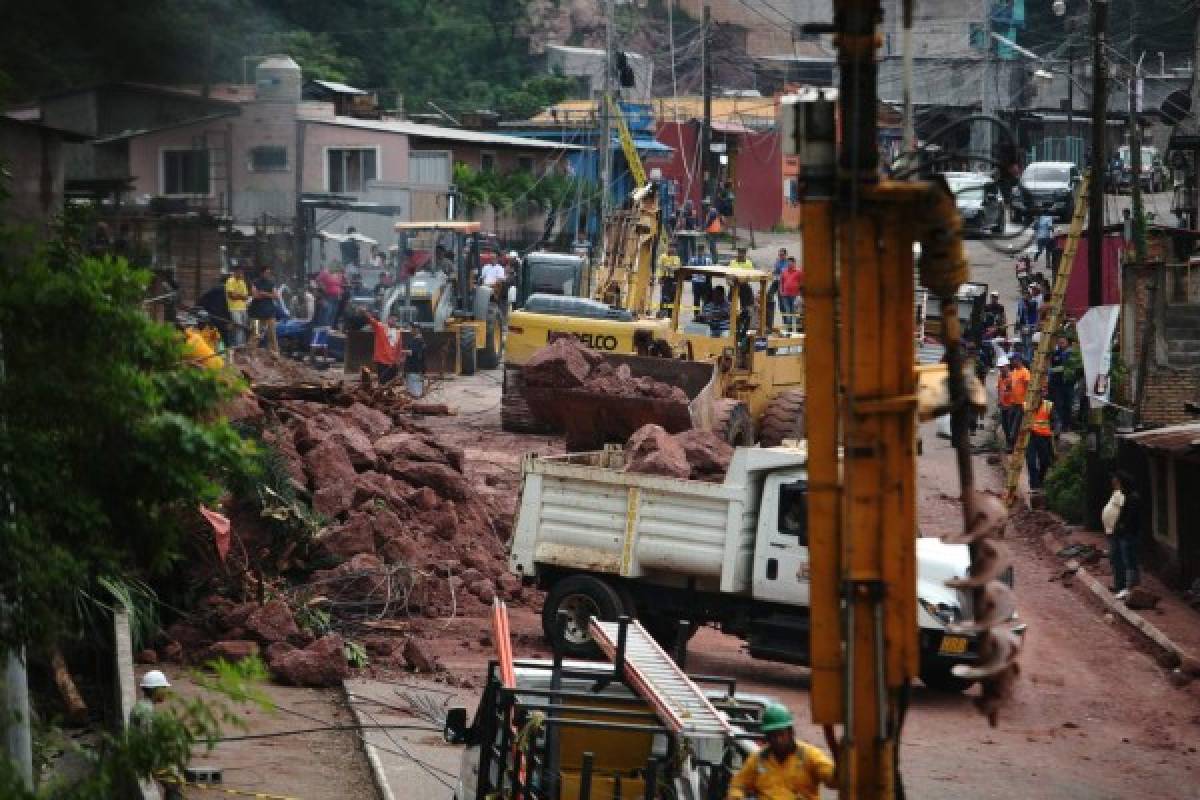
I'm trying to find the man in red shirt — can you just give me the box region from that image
[365,313,402,383]
[778,257,804,331]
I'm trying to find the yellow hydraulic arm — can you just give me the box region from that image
[799,1,1021,796]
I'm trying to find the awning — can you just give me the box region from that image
[611,136,674,154]
[710,120,754,135]
[1122,423,1200,459]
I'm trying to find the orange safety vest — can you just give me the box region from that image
[1031,400,1054,436]
[705,213,722,234]
[997,374,1014,407]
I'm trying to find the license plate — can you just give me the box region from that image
[939,636,968,655]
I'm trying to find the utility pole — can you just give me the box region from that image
[978,0,994,167]
[600,0,614,241]
[700,3,713,206]
[1067,41,1074,156]
[1085,0,1108,531]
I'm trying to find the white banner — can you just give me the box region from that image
[1076,305,1121,403]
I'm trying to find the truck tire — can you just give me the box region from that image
[759,390,806,447]
[713,399,754,446]
[920,665,974,693]
[458,326,477,376]
[542,575,624,658]
[478,305,503,370]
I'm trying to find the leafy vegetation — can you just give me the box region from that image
[0,0,575,119]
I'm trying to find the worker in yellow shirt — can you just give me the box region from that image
[224,265,249,347]
[727,704,836,800]
[657,242,682,316]
[181,313,225,371]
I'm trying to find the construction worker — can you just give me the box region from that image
[1008,353,1031,449]
[224,265,249,346]
[1026,380,1055,491]
[132,670,184,800]
[726,703,835,800]
[363,311,401,383]
[997,363,1017,452]
[658,242,682,315]
[180,313,224,371]
[704,203,722,263]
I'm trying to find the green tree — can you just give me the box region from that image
[0,205,256,654]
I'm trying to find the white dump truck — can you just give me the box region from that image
[509,445,1003,692]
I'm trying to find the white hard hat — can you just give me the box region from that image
[140,670,171,690]
[507,250,519,259]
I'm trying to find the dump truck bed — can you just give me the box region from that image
[508,446,808,594]
[521,353,719,450]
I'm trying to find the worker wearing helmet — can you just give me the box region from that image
[132,671,185,799]
[726,703,835,800]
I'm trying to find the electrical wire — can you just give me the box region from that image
[217,723,438,742]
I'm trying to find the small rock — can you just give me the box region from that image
[403,638,440,673]
[312,483,356,520]
[1179,655,1200,677]
[1168,669,1193,689]
[207,640,260,663]
[392,461,469,502]
[1062,721,1079,729]
[625,424,691,480]
[319,513,378,561]
[1156,650,1182,670]
[339,402,393,439]
[411,487,440,511]
[304,438,357,492]
[1124,587,1161,610]
[135,649,159,665]
[161,641,183,663]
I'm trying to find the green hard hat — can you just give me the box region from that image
[760,703,794,733]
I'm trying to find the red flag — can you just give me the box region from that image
[198,506,231,563]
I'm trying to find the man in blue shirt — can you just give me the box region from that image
[1047,336,1074,433]
[1034,210,1055,269]
[765,247,788,329]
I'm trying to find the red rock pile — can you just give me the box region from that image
[523,337,688,403]
[624,424,733,482]
[158,362,529,684]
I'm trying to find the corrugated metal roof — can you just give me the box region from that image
[301,114,585,150]
[1122,423,1200,457]
[308,79,368,96]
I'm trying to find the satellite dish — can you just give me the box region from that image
[1162,89,1192,124]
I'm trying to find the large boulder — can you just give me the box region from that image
[674,429,733,481]
[523,336,595,389]
[244,601,301,644]
[391,461,469,502]
[329,425,377,471]
[310,553,388,599]
[318,512,378,561]
[624,424,691,480]
[374,433,450,466]
[304,439,357,492]
[338,402,394,439]
[270,634,349,687]
[206,640,260,663]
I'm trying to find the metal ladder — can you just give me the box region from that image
[590,617,732,742]
[1003,171,1090,505]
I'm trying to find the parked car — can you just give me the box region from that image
[1117,145,1170,193]
[942,172,1006,236]
[1011,161,1081,224]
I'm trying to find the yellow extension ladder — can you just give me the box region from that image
[1003,171,1090,505]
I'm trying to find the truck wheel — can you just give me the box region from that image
[920,665,974,693]
[542,575,624,658]
[458,326,477,376]
[478,305,503,370]
[759,390,806,447]
[713,399,754,446]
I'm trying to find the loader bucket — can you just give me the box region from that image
[522,353,718,450]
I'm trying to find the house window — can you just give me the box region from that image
[249,145,288,172]
[162,149,210,195]
[480,152,496,173]
[517,156,534,173]
[328,148,378,193]
[409,150,451,186]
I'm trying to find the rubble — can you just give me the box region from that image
[159,355,532,684]
[523,337,686,402]
[624,424,733,482]
[1124,587,1161,611]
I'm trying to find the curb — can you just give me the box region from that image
[343,682,396,800]
[1039,532,1199,666]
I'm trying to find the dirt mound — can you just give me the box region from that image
[624,424,733,482]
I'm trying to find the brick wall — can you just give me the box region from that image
[1123,261,1200,425]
